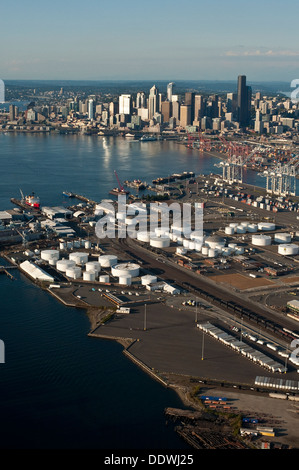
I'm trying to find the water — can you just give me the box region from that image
[0,132,266,449]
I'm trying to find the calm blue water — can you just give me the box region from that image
[0,133,266,449]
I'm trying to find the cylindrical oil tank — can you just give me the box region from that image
[41,249,60,262]
[188,241,195,250]
[83,271,96,282]
[69,252,89,265]
[66,266,82,279]
[195,243,202,252]
[274,233,292,244]
[278,244,299,256]
[85,261,101,273]
[99,275,110,283]
[149,235,170,249]
[236,225,246,233]
[229,223,239,229]
[225,226,235,235]
[98,255,118,267]
[137,231,153,243]
[56,259,76,272]
[66,241,73,250]
[59,241,66,250]
[201,245,209,256]
[141,275,157,285]
[73,240,81,248]
[247,224,258,233]
[252,234,272,246]
[205,235,225,249]
[84,240,91,249]
[190,231,205,243]
[208,248,218,258]
[258,222,276,231]
[111,263,140,278]
[118,275,132,286]
[183,239,189,249]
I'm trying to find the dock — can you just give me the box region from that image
[0,265,17,280]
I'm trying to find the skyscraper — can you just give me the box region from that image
[119,94,132,115]
[148,85,159,119]
[185,92,195,123]
[237,75,251,128]
[167,82,175,102]
[88,99,94,120]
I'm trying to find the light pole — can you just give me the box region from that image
[144,304,147,331]
[201,329,205,361]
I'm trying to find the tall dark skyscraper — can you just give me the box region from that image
[185,92,195,124]
[237,75,251,128]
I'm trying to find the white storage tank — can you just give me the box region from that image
[183,239,190,249]
[201,246,209,256]
[66,267,82,279]
[274,233,292,244]
[137,231,154,243]
[188,241,195,250]
[111,263,140,278]
[258,222,276,231]
[236,225,246,233]
[252,234,272,246]
[59,241,66,250]
[195,243,202,252]
[118,275,132,286]
[149,235,170,248]
[205,235,225,249]
[99,275,110,283]
[85,261,101,273]
[229,223,239,229]
[84,240,91,249]
[208,248,218,258]
[190,231,205,243]
[247,224,258,233]
[141,275,157,285]
[98,255,118,267]
[56,259,76,272]
[41,249,60,262]
[83,271,96,282]
[69,252,89,265]
[278,244,299,256]
[225,226,235,235]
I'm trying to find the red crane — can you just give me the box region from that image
[114,170,125,192]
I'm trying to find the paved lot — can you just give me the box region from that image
[92,300,294,384]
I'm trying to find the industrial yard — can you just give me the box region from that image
[2,171,299,448]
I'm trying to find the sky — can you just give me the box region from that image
[1,0,299,82]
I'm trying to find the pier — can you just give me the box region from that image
[0,265,17,280]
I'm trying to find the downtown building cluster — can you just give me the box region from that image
[1,76,299,141]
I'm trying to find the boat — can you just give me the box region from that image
[63,191,75,198]
[25,192,40,209]
[140,135,157,142]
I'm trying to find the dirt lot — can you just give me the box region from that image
[208,273,275,290]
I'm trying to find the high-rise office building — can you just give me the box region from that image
[237,75,251,127]
[180,105,191,127]
[194,95,205,121]
[88,99,94,120]
[148,85,159,119]
[167,82,175,102]
[185,92,195,123]
[136,92,146,109]
[119,94,132,115]
[161,101,172,123]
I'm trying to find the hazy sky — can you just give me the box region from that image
[1,0,299,82]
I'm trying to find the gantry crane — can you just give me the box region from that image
[259,155,299,197]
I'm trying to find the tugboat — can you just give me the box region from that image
[62,191,75,198]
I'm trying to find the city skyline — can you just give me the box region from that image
[1,0,299,81]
